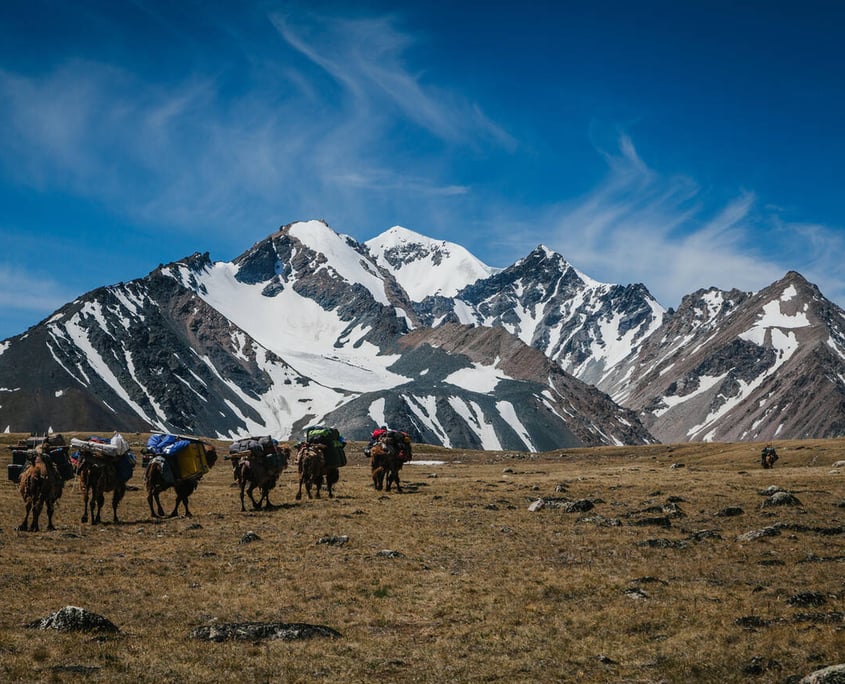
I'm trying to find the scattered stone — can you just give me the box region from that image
[376,549,405,559]
[832,460,845,468]
[661,502,686,518]
[563,499,594,513]
[787,592,827,607]
[800,663,845,684]
[761,491,802,508]
[757,559,785,567]
[317,535,349,546]
[189,621,341,642]
[239,531,261,544]
[735,615,777,629]
[688,529,722,541]
[758,485,787,496]
[736,526,781,542]
[555,483,568,493]
[186,522,203,530]
[596,654,617,665]
[743,656,781,676]
[716,506,744,517]
[28,606,119,633]
[635,538,688,549]
[624,588,649,600]
[579,515,622,527]
[528,499,545,512]
[670,463,685,469]
[792,612,844,625]
[502,468,514,474]
[629,576,668,586]
[666,495,687,503]
[485,503,499,510]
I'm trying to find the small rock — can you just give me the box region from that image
[28,606,118,633]
[737,526,781,542]
[239,531,261,544]
[800,663,845,684]
[376,549,405,558]
[189,621,341,642]
[670,463,684,469]
[528,499,545,512]
[761,491,802,508]
[787,592,827,608]
[715,506,744,517]
[317,535,349,546]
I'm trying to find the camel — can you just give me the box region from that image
[369,430,412,493]
[295,443,338,500]
[17,446,73,532]
[369,438,403,493]
[145,443,218,518]
[76,453,127,525]
[231,444,291,511]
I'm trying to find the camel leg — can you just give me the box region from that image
[239,482,247,511]
[18,502,33,531]
[247,485,261,510]
[112,485,126,523]
[30,499,43,532]
[296,477,304,500]
[46,499,57,530]
[82,487,90,523]
[93,489,105,525]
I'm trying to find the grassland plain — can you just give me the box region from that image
[0,433,843,683]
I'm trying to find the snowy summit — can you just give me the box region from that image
[366,226,498,301]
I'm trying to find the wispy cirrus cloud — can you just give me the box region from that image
[523,134,844,308]
[0,8,511,242]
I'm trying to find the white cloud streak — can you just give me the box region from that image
[533,134,845,309]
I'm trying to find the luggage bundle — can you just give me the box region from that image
[145,433,210,481]
[71,433,136,483]
[8,434,76,483]
[303,425,347,467]
[385,429,413,462]
[229,436,285,470]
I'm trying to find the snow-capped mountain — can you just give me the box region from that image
[365,226,498,300]
[1,220,842,446]
[601,272,845,442]
[414,245,666,386]
[0,220,654,449]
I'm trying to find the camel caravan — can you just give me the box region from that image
[5,422,380,530]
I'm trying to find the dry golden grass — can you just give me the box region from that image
[1,433,843,683]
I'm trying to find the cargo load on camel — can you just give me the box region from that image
[228,435,287,471]
[70,433,136,483]
[302,425,347,468]
[144,433,211,482]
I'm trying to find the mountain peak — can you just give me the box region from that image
[366,226,497,301]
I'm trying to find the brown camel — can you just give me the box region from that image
[231,444,290,511]
[17,446,73,532]
[295,443,338,500]
[76,452,127,525]
[145,444,218,518]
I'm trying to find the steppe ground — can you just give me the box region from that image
[0,433,843,683]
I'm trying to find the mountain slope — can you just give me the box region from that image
[0,221,654,449]
[412,245,666,386]
[606,272,845,442]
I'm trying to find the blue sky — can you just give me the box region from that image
[1,1,844,340]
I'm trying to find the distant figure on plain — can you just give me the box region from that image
[760,445,778,469]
